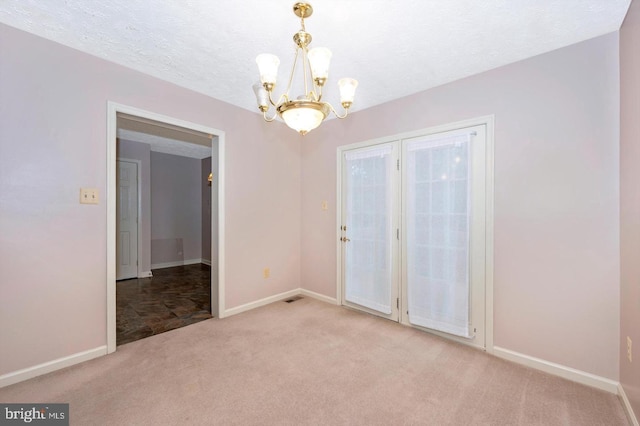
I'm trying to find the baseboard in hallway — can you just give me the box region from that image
[150,258,204,270]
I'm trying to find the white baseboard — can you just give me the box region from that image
[224,289,301,317]
[493,346,619,394]
[201,259,212,266]
[151,258,202,270]
[619,383,640,426]
[138,270,153,278]
[300,288,338,305]
[0,346,107,388]
[224,287,339,317]
[0,287,334,387]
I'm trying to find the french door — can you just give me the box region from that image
[340,143,400,321]
[339,121,490,349]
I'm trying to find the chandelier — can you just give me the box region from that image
[253,2,358,135]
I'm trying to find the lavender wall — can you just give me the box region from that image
[117,139,152,276]
[0,23,301,376]
[620,0,640,416]
[150,152,202,266]
[301,33,620,379]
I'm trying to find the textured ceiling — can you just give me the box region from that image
[0,1,631,116]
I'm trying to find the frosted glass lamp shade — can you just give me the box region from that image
[252,82,268,108]
[338,78,358,104]
[256,54,280,85]
[280,101,328,135]
[308,47,332,82]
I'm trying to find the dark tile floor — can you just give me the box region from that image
[116,264,212,346]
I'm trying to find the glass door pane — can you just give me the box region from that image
[342,144,397,317]
[405,132,472,337]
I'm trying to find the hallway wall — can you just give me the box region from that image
[150,151,202,267]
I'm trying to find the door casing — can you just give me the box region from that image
[107,101,226,354]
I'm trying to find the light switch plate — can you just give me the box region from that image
[80,188,99,204]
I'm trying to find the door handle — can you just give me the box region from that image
[340,237,351,242]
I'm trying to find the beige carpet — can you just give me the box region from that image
[0,298,629,425]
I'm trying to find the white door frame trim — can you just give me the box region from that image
[335,115,494,353]
[107,101,226,354]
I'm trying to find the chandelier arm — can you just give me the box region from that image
[328,103,349,120]
[266,88,291,108]
[263,109,278,122]
[306,90,319,102]
[267,90,277,107]
[266,90,280,108]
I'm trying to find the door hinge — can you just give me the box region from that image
[397,159,400,170]
[397,298,399,309]
[396,228,399,240]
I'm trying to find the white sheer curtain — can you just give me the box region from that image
[344,145,393,314]
[406,133,471,337]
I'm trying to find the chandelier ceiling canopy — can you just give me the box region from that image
[253,2,358,136]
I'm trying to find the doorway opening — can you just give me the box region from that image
[107,102,226,353]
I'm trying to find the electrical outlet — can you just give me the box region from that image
[628,336,633,363]
[263,268,270,279]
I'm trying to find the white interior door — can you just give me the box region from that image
[340,143,400,320]
[116,160,139,280]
